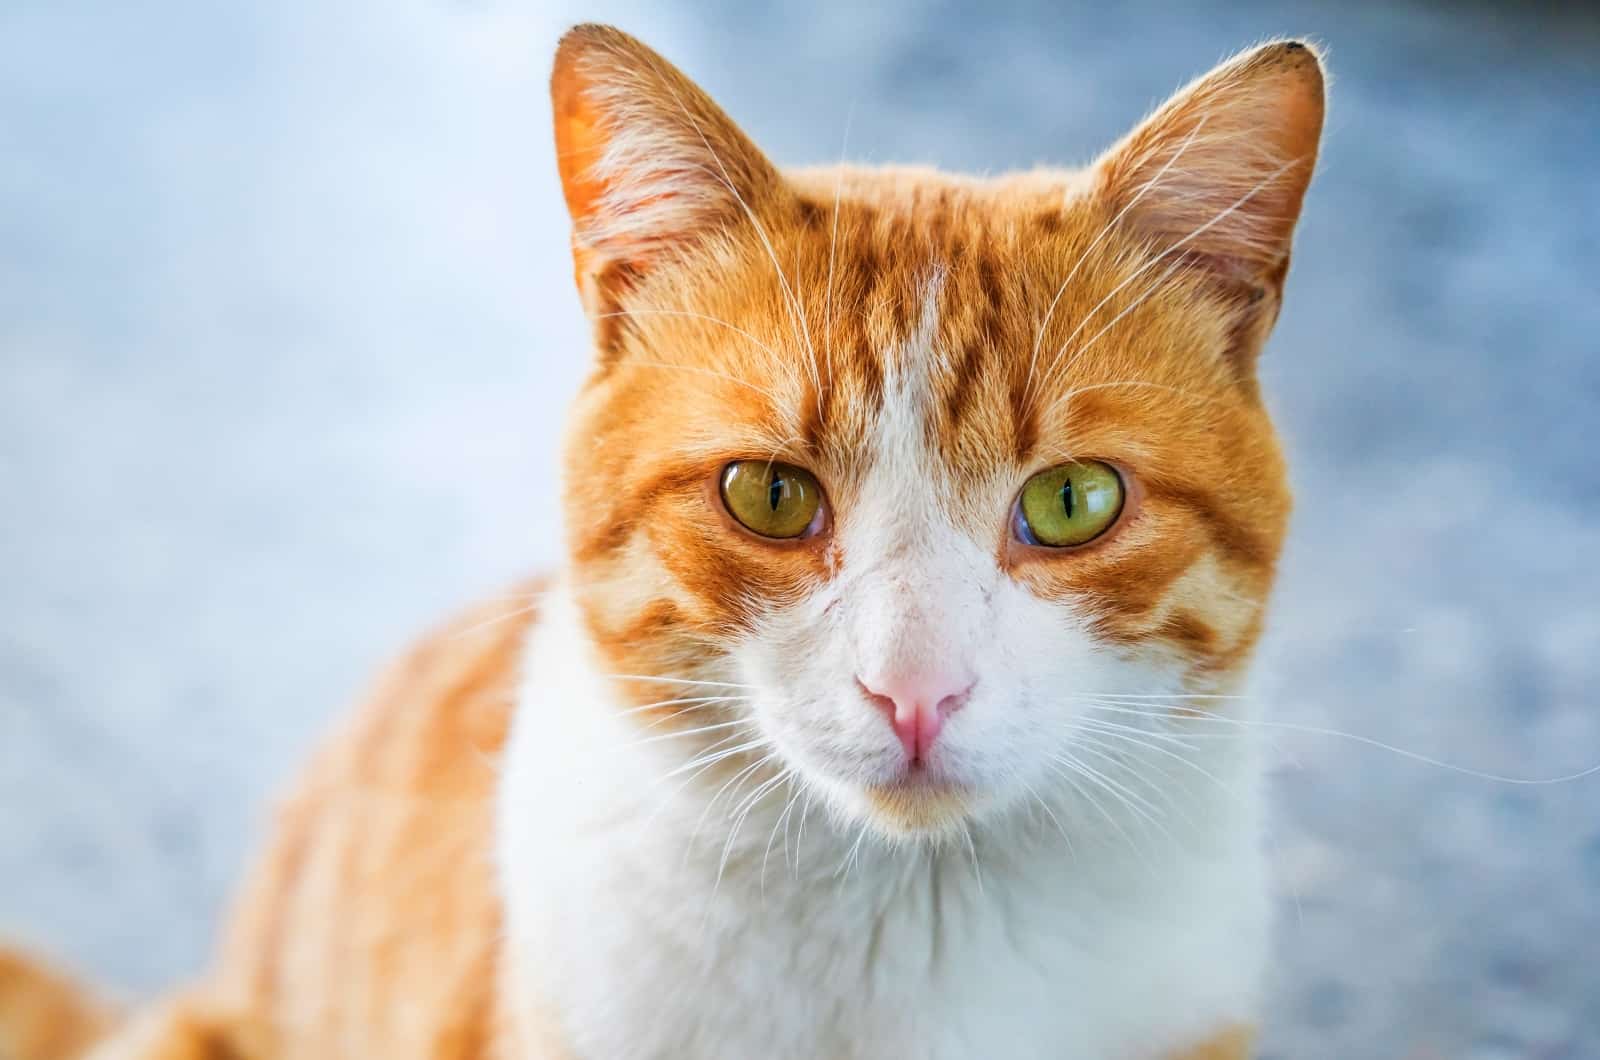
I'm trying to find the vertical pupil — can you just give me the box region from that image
[1060,476,1075,519]
[768,474,784,512]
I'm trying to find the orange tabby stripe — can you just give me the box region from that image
[80,586,556,1059]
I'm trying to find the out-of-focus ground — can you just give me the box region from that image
[2,2,1597,1055]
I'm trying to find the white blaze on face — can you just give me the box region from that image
[738,270,1197,836]
[844,273,986,710]
[816,278,989,781]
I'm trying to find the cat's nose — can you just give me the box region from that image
[857,669,975,764]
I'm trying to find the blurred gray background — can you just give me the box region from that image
[3,1,1597,1056]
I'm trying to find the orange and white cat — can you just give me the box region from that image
[1,24,1324,1060]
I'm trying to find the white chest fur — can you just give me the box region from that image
[496,588,1268,1060]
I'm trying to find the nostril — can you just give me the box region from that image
[856,672,975,762]
[856,679,898,717]
[857,671,975,714]
[935,684,974,719]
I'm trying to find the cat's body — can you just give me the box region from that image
[1,25,1324,1060]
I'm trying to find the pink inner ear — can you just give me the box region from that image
[551,75,695,274]
[548,25,784,287]
[1095,42,1325,284]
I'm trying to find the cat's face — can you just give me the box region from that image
[552,26,1322,840]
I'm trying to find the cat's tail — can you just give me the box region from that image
[0,945,117,1060]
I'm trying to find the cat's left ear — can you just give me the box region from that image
[550,25,785,323]
[1092,41,1326,352]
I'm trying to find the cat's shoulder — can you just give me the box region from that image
[205,580,550,1057]
[304,577,549,796]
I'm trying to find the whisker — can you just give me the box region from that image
[616,717,754,752]
[614,695,750,719]
[1023,113,1211,409]
[1076,692,1245,701]
[762,778,804,892]
[694,756,777,921]
[1045,378,1228,419]
[447,599,546,640]
[637,729,751,836]
[1075,699,1600,786]
[758,434,810,478]
[1036,154,1304,392]
[621,359,785,404]
[660,735,771,781]
[824,105,854,397]
[960,822,984,895]
[795,790,815,874]
[597,308,787,364]
[691,754,773,860]
[717,767,792,895]
[1051,747,1168,827]
[835,822,871,882]
[1045,759,1152,864]
[600,673,758,689]
[1018,777,1075,858]
[1075,726,1235,810]
[660,82,821,395]
[1067,728,1206,818]
[1068,731,1196,833]
[1077,713,1242,747]
[1054,254,1195,387]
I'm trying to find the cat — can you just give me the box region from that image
[0,23,1323,1060]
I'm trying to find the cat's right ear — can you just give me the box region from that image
[550,25,783,322]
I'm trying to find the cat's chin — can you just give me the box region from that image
[857,772,978,838]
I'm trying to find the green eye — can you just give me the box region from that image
[720,461,824,539]
[1015,461,1125,547]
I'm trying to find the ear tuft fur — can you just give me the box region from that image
[1093,39,1326,297]
[550,24,781,309]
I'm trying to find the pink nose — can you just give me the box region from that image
[858,669,975,764]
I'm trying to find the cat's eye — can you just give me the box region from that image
[720,461,825,540]
[1013,461,1125,548]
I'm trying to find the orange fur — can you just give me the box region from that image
[204,587,545,1058]
[0,948,114,1060]
[1170,1026,1255,1060]
[2,25,1325,1059]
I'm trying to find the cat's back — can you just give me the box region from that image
[203,583,547,1058]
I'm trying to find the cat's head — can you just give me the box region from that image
[551,25,1323,841]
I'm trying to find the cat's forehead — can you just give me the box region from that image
[747,174,1213,471]
[604,162,1242,507]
